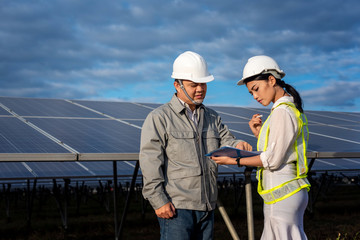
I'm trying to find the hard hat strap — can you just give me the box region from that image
[177,80,202,105]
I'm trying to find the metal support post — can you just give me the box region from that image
[113,161,119,240]
[3,183,11,221]
[52,178,70,230]
[75,181,85,215]
[113,160,140,240]
[244,167,255,240]
[234,177,245,213]
[26,179,37,227]
[118,160,140,239]
[217,199,240,240]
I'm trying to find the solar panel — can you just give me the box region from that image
[0,97,106,118]
[25,162,91,178]
[28,118,141,153]
[0,107,11,116]
[211,105,269,121]
[309,126,359,148]
[138,103,161,109]
[0,117,69,153]
[307,113,348,125]
[0,162,35,179]
[126,119,145,126]
[72,100,153,119]
[310,158,360,171]
[307,111,360,123]
[218,164,242,174]
[116,161,138,175]
[0,96,358,182]
[79,161,114,176]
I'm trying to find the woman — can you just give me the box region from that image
[211,55,310,239]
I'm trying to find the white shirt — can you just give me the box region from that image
[259,96,299,189]
[177,97,199,127]
[258,96,309,240]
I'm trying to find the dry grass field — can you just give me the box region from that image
[0,174,359,240]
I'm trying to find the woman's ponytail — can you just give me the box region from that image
[277,79,304,113]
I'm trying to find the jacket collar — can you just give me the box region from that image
[170,93,204,114]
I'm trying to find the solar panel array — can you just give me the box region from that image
[0,96,359,182]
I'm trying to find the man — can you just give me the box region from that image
[139,51,251,239]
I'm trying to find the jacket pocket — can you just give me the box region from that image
[170,131,195,139]
[167,131,199,169]
[168,167,201,180]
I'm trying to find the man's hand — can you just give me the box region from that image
[155,202,176,219]
[236,141,253,151]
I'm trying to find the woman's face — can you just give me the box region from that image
[246,79,276,106]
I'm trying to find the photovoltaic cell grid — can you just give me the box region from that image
[0,96,359,182]
[0,162,35,179]
[72,100,153,120]
[0,107,11,116]
[28,118,141,153]
[0,97,106,118]
[0,117,68,153]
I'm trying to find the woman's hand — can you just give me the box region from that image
[211,156,236,165]
[249,114,263,138]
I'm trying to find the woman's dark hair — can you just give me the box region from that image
[244,73,304,113]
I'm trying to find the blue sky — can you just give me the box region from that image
[1,0,360,112]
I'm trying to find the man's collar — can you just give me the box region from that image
[170,93,204,113]
[177,97,194,112]
[176,94,203,111]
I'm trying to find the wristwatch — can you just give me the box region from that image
[235,157,242,167]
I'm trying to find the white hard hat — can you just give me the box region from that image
[237,55,285,85]
[171,51,214,83]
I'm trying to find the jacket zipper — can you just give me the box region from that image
[185,110,211,210]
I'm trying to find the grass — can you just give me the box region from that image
[0,177,359,240]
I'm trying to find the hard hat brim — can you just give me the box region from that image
[237,70,285,86]
[171,73,214,83]
[191,75,214,83]
[237,79,246,86]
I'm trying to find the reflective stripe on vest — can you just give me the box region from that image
[256,102,310,204]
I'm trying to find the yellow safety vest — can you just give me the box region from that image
[256,102,310,204]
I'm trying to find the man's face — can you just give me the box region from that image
[174,80,207,107]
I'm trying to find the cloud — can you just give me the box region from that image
[0,0,359,111]
[302,80,360,108]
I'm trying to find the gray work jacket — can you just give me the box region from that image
[139,94,241,211]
